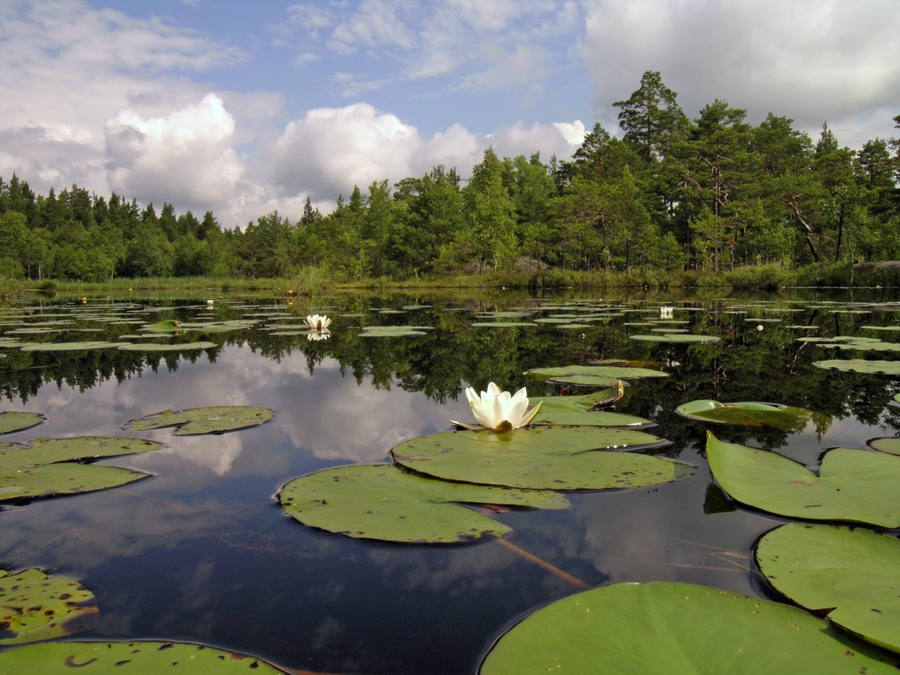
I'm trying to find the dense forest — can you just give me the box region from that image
[1,72,898,283]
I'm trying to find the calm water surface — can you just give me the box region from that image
[1,291,898,673]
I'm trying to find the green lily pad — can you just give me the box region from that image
[757,522,900,653]
[117,341,217,352]
[629,334,721,343]
[0,411,46,435]
[676,400,817,432]
[0,641,285,672]
[471,322,537,328]
[143,319,182,331]
[19,341,130,351]
[528,398,650,427]
[391,427,692,490]
[360,326,428,337]
[706,431,900,527]
[869,437,900,456]
[0,569,98,645]
[279,464,569,544]
[525,365,669,380]
[0,436,163,501]
[813,360,900,375]
[480,581,898,675]
[124,406,275,435]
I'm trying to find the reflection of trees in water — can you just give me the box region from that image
[2,296,898,448]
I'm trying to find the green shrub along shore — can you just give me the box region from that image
[2,72,897,299]
[5,261,900,303]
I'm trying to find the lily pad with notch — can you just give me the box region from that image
[391,427,691,491]
[480,581,900,675]
[706,431,900,528]
[756,522,900,653]
[124,406,274,436]
[0,641,286,673]
[0,436,164,502]
[279,464,569,544]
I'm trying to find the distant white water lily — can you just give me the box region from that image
[451,382,543,432]
[660,306,674,319]
[304,314,332,331]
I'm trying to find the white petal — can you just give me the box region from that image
[518,400,543,428]
[508,387,529,427]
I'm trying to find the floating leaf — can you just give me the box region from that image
[813,360,900,375]
[279,464,568,544]
[19,341,130,351]
[0,569,98,645]
[0,411,45,435]
[528,398,650,427]
[480,581,898,675]
[757,523,900,653]
[143,319,182,331]
[869,437,900,456]
[360,326,428,337]
[391,427,691,490]
[118,341,217,352]
[629,334,721,343]
[124,406,274,435]
[0,436,163,501]
[524,365,668,380]
[471,322,537,328]
[0,641,285,672]
[676,400,818,432]
[706,431,900,527]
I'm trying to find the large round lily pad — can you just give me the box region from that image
[676,400,817,432]
[0,641,285,673]
[480,581,898,675]
[391,427,692,491]
[0,411,45,435]
[0,436,163,501]
[279,464,569,544]
[0,569,98,646]
[706,431,900,527]
[124,406,274,435]
[757,522,900,653]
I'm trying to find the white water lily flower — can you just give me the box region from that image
[306,329,331,342]
[451,382,543,432]
[304,314,332,331]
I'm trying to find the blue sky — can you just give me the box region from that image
[1,0,898,227]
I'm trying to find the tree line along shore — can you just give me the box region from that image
[1,72,898,292]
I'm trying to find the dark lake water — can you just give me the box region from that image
[1,290,898,673]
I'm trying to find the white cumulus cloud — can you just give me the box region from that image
[105,94,245,212]
[582,0,900,140]
[272,103,584,204]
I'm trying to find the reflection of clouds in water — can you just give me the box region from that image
[16,346,466,466]
[0,492,231,573]
[567,476,774,594]
[129,434,244,476]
